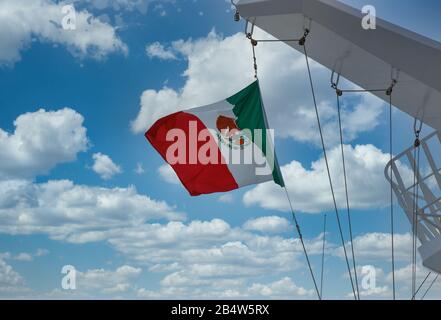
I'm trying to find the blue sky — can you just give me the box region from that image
[0,0,440,299]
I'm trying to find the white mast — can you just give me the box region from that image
[236,0,441,132]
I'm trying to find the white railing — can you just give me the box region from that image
[385,131,441,245]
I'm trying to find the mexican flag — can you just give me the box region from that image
[145,81,284,196]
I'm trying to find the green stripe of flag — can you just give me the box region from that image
[227,81,285,187]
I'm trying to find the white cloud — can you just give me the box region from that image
[0,183,425,300]
[0,179,185,242]
[342,263,441,299]
[218,194,234,204]
[340,264,391,299]
[0,249,49,262]
[36,249,50,257]
[384,263,441,298]
[76,265,141,295]
[0,191,326,299]
[12,253,33,262]
[131,87,180,134]
[92,153,122,180]
[244,144,392,213]
[138,276,313,299]
[0,258,28,295]
[146,42,177,60]
[248,277,313,299]
[130,29,385,148]
[34,264,143,299]
[0,108,88,180]
[386,263,425,284]
[157,164,179,184]
[87,0,173,14]
[336,232,413,262]
[107,219,325,294]
[243,216,290,234]
[134,162,145,175]
[0,0,128,66]
[358,285,390,298]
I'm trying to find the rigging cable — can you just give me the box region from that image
[411,146,416,299]
[246,30,321,300]
[333,77,397,300]
[411,118,422,300]
[320,214,327,298]
[421,274,439,300]
[333,80,361,300]
[412,271,432,299]
[301,31,358,300]
[387,82,397,300]
[284,187,322,300]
